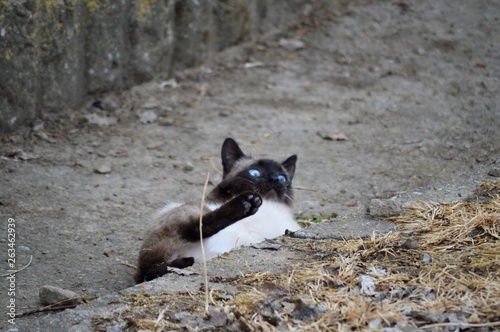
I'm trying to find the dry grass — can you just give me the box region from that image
[93,181,500,331]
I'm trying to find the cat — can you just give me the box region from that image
[134,137,300,283]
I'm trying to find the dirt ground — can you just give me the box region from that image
[1,0,499,330]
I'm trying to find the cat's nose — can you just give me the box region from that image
[270,176,280,183]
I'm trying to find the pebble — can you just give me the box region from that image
[138,110,158,124]
[39,285,80,306]
[173,162,194,172]
[368,199,402,218]
[278,38,305,51]
[290,298,326,320]
[94,164,112,174]
[488,165,500,177]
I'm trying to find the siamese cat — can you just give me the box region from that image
[135,138,300,283]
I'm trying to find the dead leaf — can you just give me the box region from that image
[317,131,348,141]
[196,84,208,96]
[260,281,287,294]
[158,118,176,126]
[146,144,164,151]
[251,240,281,250]
[166,267,198,276]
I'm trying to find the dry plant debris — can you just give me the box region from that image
[93,182,499,331]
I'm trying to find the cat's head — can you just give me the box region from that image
[209,138,297,206]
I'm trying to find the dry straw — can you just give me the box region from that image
[94,181,500,331]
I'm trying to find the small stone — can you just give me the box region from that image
[173,162,194,172]
[138,111,157,124]
[84,113,117,127]
[368,199,402,218]
[158,117,175,126]
[251,240,281,250]
[422,253,432,263]
[94,164,112,174]
[278,38,305,51]
[290,298,326,320]
[39,285,80,306]
[142,102,160,110]
[487,165,500,177]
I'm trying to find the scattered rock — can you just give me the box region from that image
[158,117,175,126]
[488,164,500,177]
[278,38,305,51]
[206,307,232,327]
[94,164,112,174]
[368,199,402,218]
[290,298,325,320]
[138,111,157,124]
[251,240,282,250]
[84,113,117,127]
[359,275,377,295]
[159,78,178,89]
[243,61,264,69]
[173,162,194,172]
[39,285,80,306]
[317,131,348,141]
[31,120,44,132]
[422,253,432,263]
[142,102,160,110]
[1,149,36,161]
[35,131,57,144]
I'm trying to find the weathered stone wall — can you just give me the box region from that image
[0,0,309,134]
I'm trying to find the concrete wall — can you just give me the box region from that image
[0,0,309,134]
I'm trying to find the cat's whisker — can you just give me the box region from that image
[284,193,295,204]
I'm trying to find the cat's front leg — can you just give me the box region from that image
[183,192,262,240]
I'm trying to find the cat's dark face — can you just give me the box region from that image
[209,138,297,206]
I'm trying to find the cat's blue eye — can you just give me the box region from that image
[249,169,261,177]
[277,175,287,183]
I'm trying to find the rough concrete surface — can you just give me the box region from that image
[0,0,499,330]
[0,0,306,133]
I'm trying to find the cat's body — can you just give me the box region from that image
[134,138,300,283]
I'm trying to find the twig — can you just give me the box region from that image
[199,172,211,315]
[1,255,33,276]
[294,186,317,192]
[154,306,169,328]
[16,302,79,317]
[208,157,222,175]
[118,261,137,269]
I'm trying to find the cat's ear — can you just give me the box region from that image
[282,155,297,180]
[221,138,246,175]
